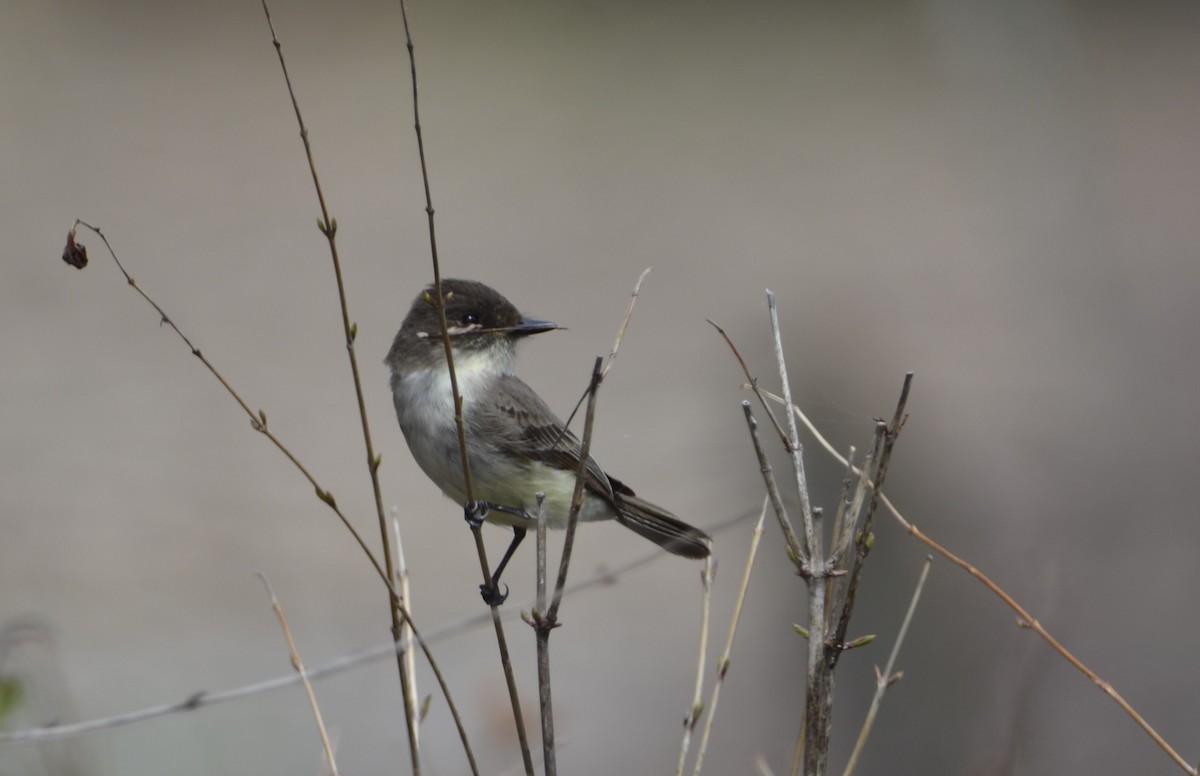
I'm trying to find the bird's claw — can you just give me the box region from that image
[464,500,489,528]
[480,581,509,606]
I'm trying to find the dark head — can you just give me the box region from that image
[386,279,557,374]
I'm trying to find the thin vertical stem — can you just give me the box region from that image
[842,557,932,776]
[533,495,556,776]
[397,1,531,771]
[258,4,422,768]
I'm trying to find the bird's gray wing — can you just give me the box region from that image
[474,375,620,502]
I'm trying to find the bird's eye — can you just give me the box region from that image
[461,312,480,326]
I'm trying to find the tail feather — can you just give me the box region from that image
[614,494,711,559]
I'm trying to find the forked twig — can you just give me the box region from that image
[547,356,604,621]
[532,356,603,776]
[760,291,834,776]
[535,270,655,775]
[715,318,1196,774]
[841,556,932,776]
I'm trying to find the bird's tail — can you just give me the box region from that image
[614,494,711,559]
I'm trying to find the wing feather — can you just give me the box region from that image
[470,375,617,503]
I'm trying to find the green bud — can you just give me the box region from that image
[316,488,336,508]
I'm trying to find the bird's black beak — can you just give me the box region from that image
[509,317,558,337]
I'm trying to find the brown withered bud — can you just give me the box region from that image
[62,225,88,269]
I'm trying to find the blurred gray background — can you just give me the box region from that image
[3,1,1199,774]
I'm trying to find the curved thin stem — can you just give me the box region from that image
[68,219,475,774]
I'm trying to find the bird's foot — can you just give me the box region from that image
[479,580,509,606]
[463,500,489,528]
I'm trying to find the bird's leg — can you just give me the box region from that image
[462,501,529,605]
[480,526,526,605]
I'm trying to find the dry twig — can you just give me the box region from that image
[690,496,770,776]
[676,556,715,776]
[841,556,932,776]
[256,572,340,776]
[533,270,654,775]
[258,1,421,767]
[396,1,532,772]
[61,220,471,770]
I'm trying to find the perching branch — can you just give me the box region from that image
[532,270,654,775]
[395,2,531,773]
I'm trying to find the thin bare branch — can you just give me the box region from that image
[741,402,804,564]
[547,357,603,621]
[392,511,420,746]
[766,290,814,557]
[828,421,887,668]
[676,556,715,776]
[905,523,1195,774]
[63,220,470,771]
[691,496,770,776]
[826,446,857,566]
[256,572,340,776]
[706,319,789,446]
[557,270,654,439]
[763,291,828,776]
[602,267,653,378]
[545,261,656,622]
[68,222,386,588]
[535,270,656,774]
[257,3,420,765]
[841,556,931,776]
[532,494,557,776]
[396,0,532,771]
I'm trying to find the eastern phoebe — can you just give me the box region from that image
[386,279,711,600]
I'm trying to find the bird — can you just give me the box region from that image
[386,279,711,602]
